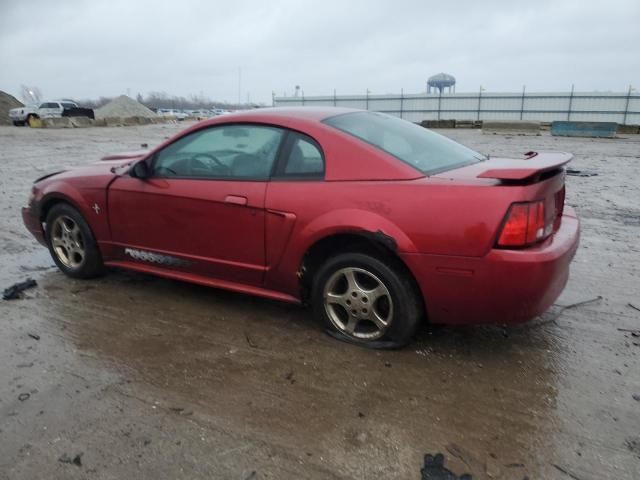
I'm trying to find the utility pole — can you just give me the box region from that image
[623,84,634,125]
[238,67,242,106]
[477,85,484,121]
[567,84,574,121]
[520,85,526,120]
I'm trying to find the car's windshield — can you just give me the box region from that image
[324,111,485,175]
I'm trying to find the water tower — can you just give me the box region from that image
[427,73,456,94]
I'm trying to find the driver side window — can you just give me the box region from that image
[153,125,284,180]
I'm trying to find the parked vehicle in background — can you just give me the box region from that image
[9,100,94,125]
[38,100,79,118]
[21,107,580,349]
[191,110,211,120]
[156,108,189,120]
[8,104,38,126]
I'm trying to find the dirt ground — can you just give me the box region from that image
[0,123,639,480]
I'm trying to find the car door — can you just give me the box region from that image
[107,123,285,286]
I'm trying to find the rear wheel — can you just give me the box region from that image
[312,252,422,348]
[45,204,104,278]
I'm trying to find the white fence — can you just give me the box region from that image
[274,90,640,125]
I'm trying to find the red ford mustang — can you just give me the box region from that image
[22,107,579,348]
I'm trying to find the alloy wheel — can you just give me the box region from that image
[51,215,86,269]
[323,267,393,340]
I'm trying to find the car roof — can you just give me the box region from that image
[161,106,423,182]
[201,106,360,124]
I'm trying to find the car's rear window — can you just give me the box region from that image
[324,111,485,175]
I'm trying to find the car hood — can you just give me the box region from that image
[35,150,149,187]
[35,158,135,187]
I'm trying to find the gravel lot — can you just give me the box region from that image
[0,123,639,479]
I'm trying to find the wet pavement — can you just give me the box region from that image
[0,124,639,479]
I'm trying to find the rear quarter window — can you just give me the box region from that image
[324,111,485,175]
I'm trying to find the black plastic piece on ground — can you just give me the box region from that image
[3,278,37,300]
[421,453,472,480]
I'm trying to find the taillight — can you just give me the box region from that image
[497,200,551,248]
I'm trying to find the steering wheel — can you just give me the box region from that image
[188,153,228,176]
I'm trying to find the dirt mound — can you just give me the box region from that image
[0,91,23,125]
[95,95,157,119]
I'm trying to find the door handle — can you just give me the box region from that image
[224,195,248,206]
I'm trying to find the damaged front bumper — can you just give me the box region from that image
[22,206,47,246]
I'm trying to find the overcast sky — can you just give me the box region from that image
[1,0,638,104]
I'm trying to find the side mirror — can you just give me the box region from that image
[130,161,150,179]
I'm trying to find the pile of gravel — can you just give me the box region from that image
[95,95,157,119]
[0,91,23,125]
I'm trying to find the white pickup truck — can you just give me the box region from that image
[9,100,93,126]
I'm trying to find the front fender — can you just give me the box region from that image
[37,180,110,241]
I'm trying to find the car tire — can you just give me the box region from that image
[45,203,104,279]
[312,252,422,349]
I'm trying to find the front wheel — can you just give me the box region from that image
[312,252,422,349]
[45,203,104,278]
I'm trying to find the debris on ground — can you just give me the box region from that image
[18,393,30,402]
[420,453,472,480]
[169,407,193,416]
[628,303,640,312]
[27,333,40,341]
[625,437,640,456]
[617,328,640,336]
[245,332,258,348]
[445,443,484,475]
[284,370,295,384]
[95,95,157,119]
[484,453,501,478]
[58,453,83,467]
[3,278,37,300]
[551,463,583,480]
[632,393,640,402]
[566,169,598,177]
[537,296,603,326]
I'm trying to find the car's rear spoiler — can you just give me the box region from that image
[477,152,573,181]
[101,150,149,161]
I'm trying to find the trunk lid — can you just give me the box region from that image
[434,151,571,247]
